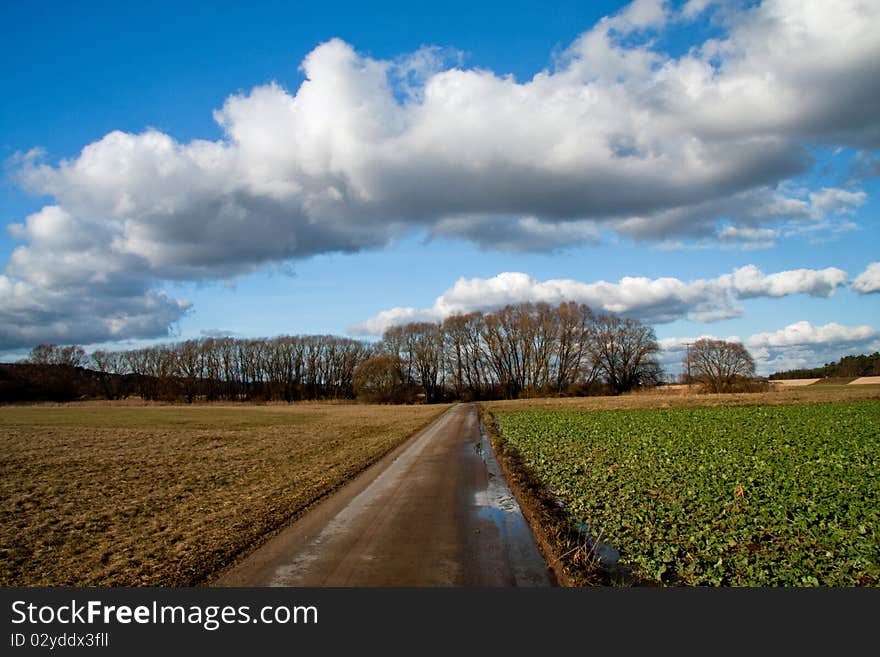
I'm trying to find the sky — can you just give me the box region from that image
[1,0,879,375]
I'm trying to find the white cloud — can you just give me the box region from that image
[717,225,779,249]
[726,264,847,298]
[680,0,714,21]
[745,320,877,349]
[746,321,880,374]
[200,328,238,338]
[4,0,880,348]
[350,265,848,335]
[808,188,866,216]
[847,150,880,184]
[851,262,880,294]
[609,0,669,33]
[660,320,880,375]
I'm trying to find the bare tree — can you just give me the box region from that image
[353,353,412,403]
[17,301,672,404]
[586,315,661,394]
[381,325,415,385]
[176,339,203,402]
[26,344,56,365]
[27,344,87,367]
[441,312,489,400]
[552,301,596,393]
[687,338,756,393]
[91,349,125,399]
[408,322,446,402]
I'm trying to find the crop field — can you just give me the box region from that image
[488,400,880,586]
[0,402,449,586]
[485,380,880,415]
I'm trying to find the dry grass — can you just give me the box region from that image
[0,401,450,586]
[483,382,880,415]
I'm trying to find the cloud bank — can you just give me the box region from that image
[350,265,848,335]
[3,0,880,348]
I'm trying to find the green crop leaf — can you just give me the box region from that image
[495,401,880,587]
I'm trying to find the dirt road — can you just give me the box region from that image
[212,403,551,586]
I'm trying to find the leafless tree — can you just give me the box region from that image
[91,349,126,398]
[405,322,446,402]
[586,315,661,394]
[381,325,415,384]
[27,344,88,368]
[17,301,669,404]
[687,338,756,393]
[553,301,598,393]
[353,353,413,403]
[441,312,489,400]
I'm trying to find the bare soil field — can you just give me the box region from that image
[483,381,879,416]
[851,376,880,385]
[769,378,822,386]
[0,401,449,586]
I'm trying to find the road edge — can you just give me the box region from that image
[203,403,457,586]
[479,405,636,587]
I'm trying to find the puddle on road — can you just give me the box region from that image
[471,418,551,586]
[473,422,536,537]
[479,422,621,571]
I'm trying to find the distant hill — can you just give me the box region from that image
[769,352,880,380]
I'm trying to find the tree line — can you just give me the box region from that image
[367,303,662,402]
[89,336,372,402]
[768,352,880,380]
[17,302,667,403]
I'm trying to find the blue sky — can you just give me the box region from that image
[2,0,879,374]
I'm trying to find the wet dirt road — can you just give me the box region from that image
[212,403,551,586]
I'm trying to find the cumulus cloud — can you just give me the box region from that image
[726,264,847,299]
[3,0,880,347]
[746,321,876,349]
[659,320,880,375]
[851,262,880,294]
[745,321,880,374]
[350,265,848,335]
[0,270,190,350]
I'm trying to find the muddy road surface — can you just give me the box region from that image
[213,403,551,586]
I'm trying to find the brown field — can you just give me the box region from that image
[482,381,880,416]
[851,376,880,385]
[769,378,822,386]
[0,401,450,586]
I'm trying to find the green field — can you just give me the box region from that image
[493,401,880,586]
